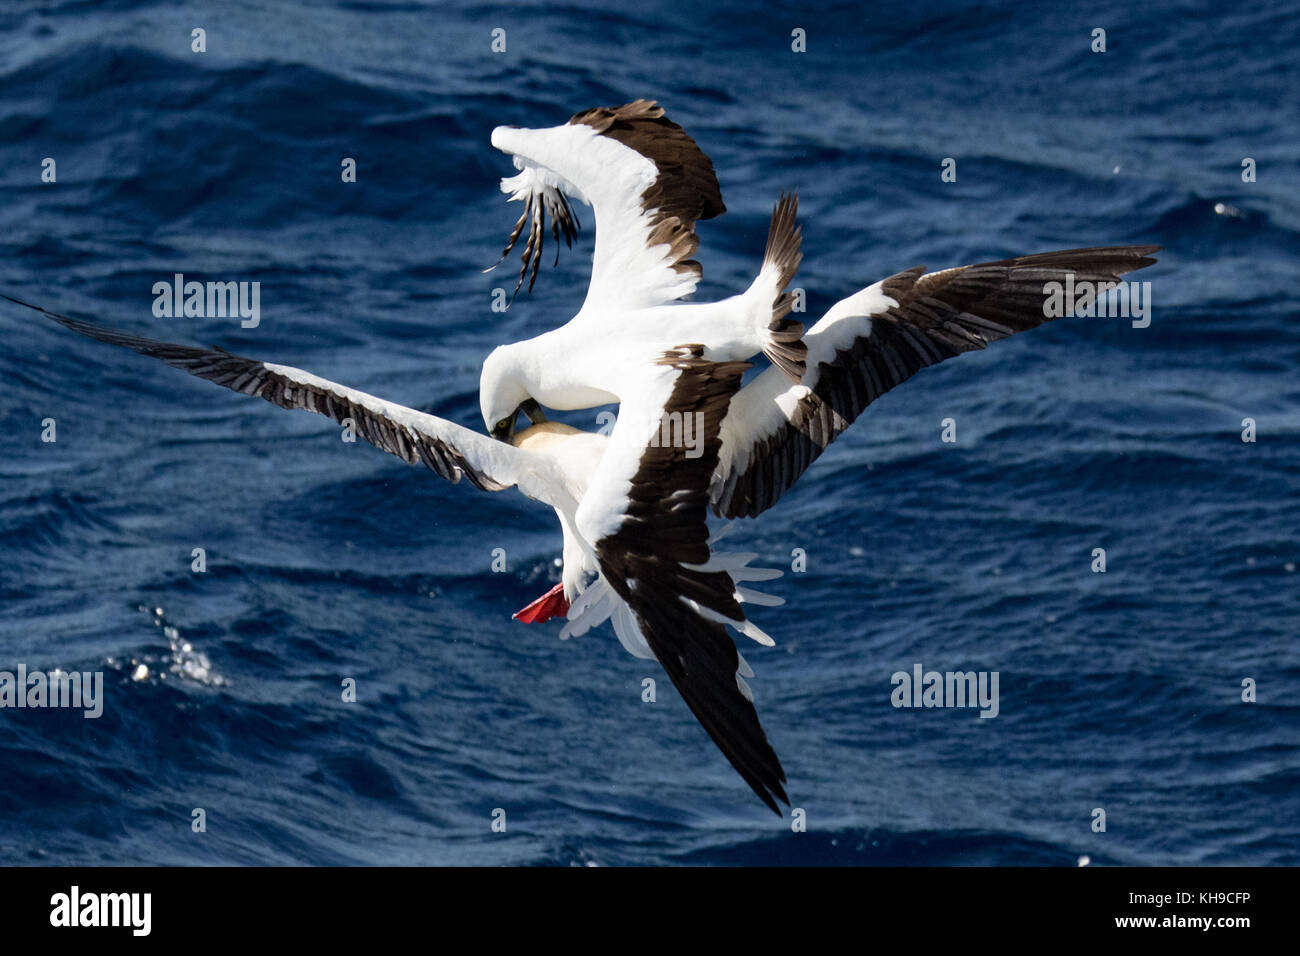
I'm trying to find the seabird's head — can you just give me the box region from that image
[480,343,546,443]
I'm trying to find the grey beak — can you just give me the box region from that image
[521,399,547,425]
[491,417,516,444]
[492,400,545,444]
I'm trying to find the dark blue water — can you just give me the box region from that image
[1,0,1297,865]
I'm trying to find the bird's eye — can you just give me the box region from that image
[496,418,511,432]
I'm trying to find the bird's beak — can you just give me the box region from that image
[492,400,546,444]
[520,398,547,426]
[491,417,516,444]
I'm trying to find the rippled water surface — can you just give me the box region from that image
[0,0,1297,864]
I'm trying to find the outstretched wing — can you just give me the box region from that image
[575,344,788,813]
[7,295,541,497]
[489,99,725,312]
[712,245,1162,518]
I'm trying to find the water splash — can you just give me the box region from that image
[131,605,228,687]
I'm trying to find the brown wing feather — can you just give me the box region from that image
[594,346,789,813]
[8,295,508,491]
[569,99,726,284]
[714,245,1161,518]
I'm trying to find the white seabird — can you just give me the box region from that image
[7,296,792,810]
[479,98,1161,519]
[474,100,1159,810]
[485,99,809,385]
[7,100,1162,812]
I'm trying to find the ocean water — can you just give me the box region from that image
[0,0,1297,866]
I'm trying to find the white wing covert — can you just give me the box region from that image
[489,100,726,313]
